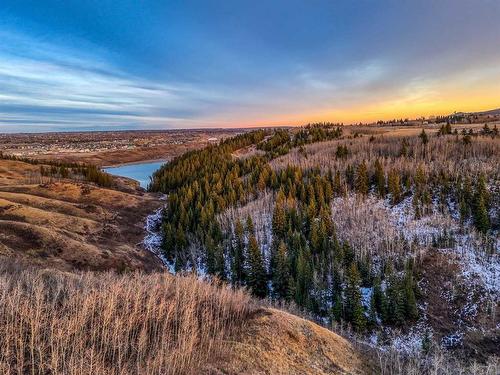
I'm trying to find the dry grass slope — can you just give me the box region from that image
[0,159,162,271]
[0,264,252,375]
[0,264,372,375]
[211,308,368,375]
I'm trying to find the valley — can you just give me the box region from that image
[0,121,498,374]
[0,158,163,271]
[2,2,499,372]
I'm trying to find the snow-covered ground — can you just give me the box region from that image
[149,189,498,354]
[331,193,498,296]
[332,192,499,353]
[218,191,275,268]
[143,205,175,274]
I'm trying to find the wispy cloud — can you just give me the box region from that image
[0,32,223,132]
[1,0,499,133]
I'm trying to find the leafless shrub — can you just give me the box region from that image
[271,135,499,182]
[218,190,275,250]
[0,264,253,375]
[375,345,499,375]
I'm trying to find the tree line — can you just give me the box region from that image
[0,152,113,187]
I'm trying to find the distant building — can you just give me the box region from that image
[207,137,218,144]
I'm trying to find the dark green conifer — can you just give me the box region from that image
[247,235,268,298]
[355,161,369,196]
[345,263,366,332]
[272,241,291,299]
[374,159,386,197]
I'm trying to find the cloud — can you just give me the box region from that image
[0,32,225,132]
[1,0,499,133]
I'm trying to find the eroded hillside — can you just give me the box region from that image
[0,159,163,271]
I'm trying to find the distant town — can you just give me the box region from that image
[0,109,498,164]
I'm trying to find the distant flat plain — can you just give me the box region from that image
[0,129,245,167]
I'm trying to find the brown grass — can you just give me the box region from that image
[0,263,253,375]
[0,159,163,272]
[213,308,369,375]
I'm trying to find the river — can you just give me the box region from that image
[103,160,166,189]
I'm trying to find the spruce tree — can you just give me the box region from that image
[272,241,291,299]
[232,219,246,285]
[473,174,490,233]
[295,247,313,307]
[206,235,224,278]
[355,161,369,196]
[272,190,287,239]
[345,263,366,332]
[374,159,386,197]
[388,170,401,204]
[404,270,418,320]
[246,215,255,234]
[419,129,428,145]
[309,220,320,254]
[332,292,344,322]
[399,139,409,157]
[247,235,268,298]
[386,273,406,325]
[474,196,490,233]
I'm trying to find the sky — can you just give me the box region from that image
[0,0,499,132]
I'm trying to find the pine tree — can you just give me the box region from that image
[295,248,313,307]
[345,263,366,332]
[445,122,452,134]
[473,174,490,233]
[474,196,490,233]
[272,190,287,239]
[388,170,401,204]
[404,284,418,320]
[272,241,291,299]
[309,220,320,254]
[232,219,246,285]
[246,215,255,234]
[419,129,428,145]
[247,235,268,298]
[332,292,344,322]
[206,235,225,279]
[403,267,418,320]
[373,276,388,323]
[214,244,226,280]
[384,265,398,324]
[355,161,369,196]
[399,139,409,157]
[374,159,386,197]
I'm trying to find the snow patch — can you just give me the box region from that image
[143,203,175,274]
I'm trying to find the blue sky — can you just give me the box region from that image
[1,0,499,132]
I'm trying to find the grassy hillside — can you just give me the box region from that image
[0,159,162,272]
[1,263,498,375]
[0,263,370,375]
[1,125,498,374]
